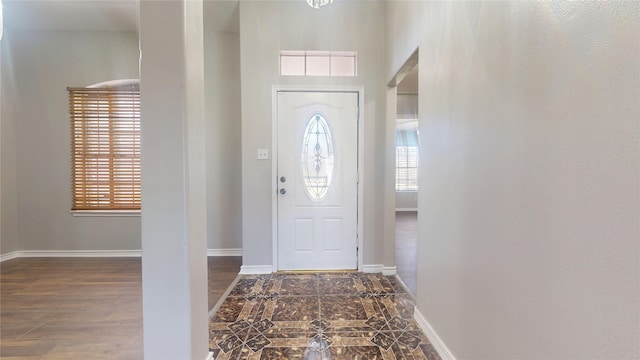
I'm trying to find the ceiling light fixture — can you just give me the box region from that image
[306,0,332,9]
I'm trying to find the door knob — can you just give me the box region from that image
[280,188,287,195]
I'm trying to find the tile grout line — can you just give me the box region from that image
[209,273,439,360]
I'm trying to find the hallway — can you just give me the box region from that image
[1,1,637,359]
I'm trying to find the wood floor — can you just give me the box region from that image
[396,211,418,296]
[1,227,417,360]
[0,256,241,360]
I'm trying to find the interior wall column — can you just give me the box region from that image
[139,0,209,359]
[383,86,398,273]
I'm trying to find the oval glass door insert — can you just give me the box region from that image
[301,114,334,201]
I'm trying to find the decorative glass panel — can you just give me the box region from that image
[301,114,334,201]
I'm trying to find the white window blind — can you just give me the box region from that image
[396,127,419,191]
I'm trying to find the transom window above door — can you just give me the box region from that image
[280,50,357,77]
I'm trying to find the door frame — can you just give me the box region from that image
[271,86,365,271]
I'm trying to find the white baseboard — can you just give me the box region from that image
[209,275,240,317]
[361,264,383,273]
[207,248,242,257]
[382,266,397,276]
[14,249,143,258]
[414,308,456,360]
[395,208,418,212]
[0,248,243,262]
[205,351,213,360]
[393,274,415,300]
[239,265,273,274]
[0,251,20,262]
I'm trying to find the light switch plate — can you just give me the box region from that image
[257,148,269,160]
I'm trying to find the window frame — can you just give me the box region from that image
[280,50,357,77]
[68,82,141,214]
[395,122,419,192]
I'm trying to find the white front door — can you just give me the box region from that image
[277,91,358,270]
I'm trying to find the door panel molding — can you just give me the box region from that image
[277,91,356,269]
[271,86,364,271]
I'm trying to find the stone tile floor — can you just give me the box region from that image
[209,272,441,360]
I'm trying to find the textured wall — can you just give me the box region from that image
[3,30,140,252]
[386,1,640,359]
[204,29,242,251]
[1,38,20,255]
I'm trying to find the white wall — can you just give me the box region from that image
[0,37,12,254]
[2,30,140,252]
[239,1,386,268]
[204,29,242,251]
[1,37,2,251]
[395,192,417,210]
[397,93,418,117]
[2,35,21,255]
[139,1,209,357]
[385,2,640,359]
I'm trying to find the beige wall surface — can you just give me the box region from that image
[1,39,20,255]
[0,26,242,254]
[239,1,386,268]
[139,1,210,357]
[385,2,639,359]
[204,30,242,251]
[2,30,140,252]
[395,191,417,210]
